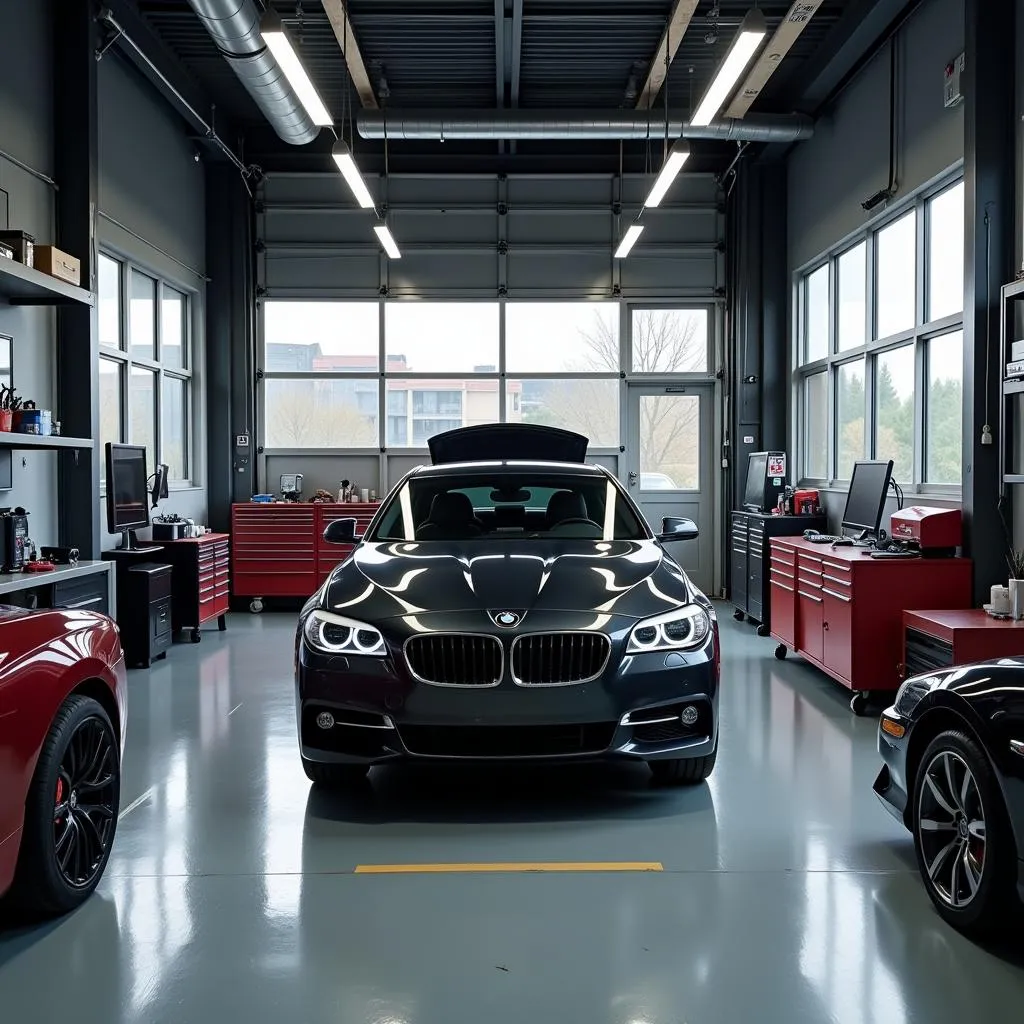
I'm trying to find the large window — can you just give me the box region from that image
[796,176,964,490]
[99,253,193,486]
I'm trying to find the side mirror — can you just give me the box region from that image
[657,516,699,543]
[323,517,358,544]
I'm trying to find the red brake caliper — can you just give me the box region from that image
[54,777,64,820]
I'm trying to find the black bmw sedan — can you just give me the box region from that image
[874,660,1024,934]
[296,424,719,788]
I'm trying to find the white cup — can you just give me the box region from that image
[360,487,370,502]
[991,584,1010,615]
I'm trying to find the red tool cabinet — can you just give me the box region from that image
[231,502,381,610]
[158,533,230,641]
[769,537,972,712]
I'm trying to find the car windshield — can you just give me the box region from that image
[370,470,649,541]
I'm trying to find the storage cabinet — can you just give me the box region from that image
[904,609,1024,677]
[118,562,172,669]
[768,541,797,648]
[730,512,825,632]
[158,533,230,642]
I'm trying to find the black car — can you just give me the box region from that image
[296,424,720,788]
[874,659,1024,933]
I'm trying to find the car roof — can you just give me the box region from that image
[409,460,610,479]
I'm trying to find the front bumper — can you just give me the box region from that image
[296,637,718,765]
[873,707,911,828]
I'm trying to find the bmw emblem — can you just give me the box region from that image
[494,611,520,628]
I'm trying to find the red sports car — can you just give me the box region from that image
[0,606,127,915]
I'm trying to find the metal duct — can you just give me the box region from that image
[356,110,813,143]
[186,0,319,146]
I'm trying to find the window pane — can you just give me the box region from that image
[507,302,619,372]
[129,365,156,473]
[129,270,156,362]
[804,372,828,479]
[507,378,619,447]
[804,265,829,363]
[876,211,916,338]
[836,243,866,352]
[875,346,914,484]
[385,303,498,373]
[928,182,965,322]
[630,309,708,372]
[639,394,700,489]
[265,379,378,448]
[926,330,963,484]
[161,376,188,481]
[836,360,865,478]
[384,380,500,447]
[161,287,187,370]
[99,358,122,484]
[264,301,379,371]
[99,255,121,349]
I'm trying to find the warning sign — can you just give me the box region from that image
[767,454,786,478]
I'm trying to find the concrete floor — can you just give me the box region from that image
[2,606,1023,1022]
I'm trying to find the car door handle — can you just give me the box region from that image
[1011,739,1024,759]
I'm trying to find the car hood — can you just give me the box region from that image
[320,539,693,622]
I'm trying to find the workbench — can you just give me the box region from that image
[0,560,114,616]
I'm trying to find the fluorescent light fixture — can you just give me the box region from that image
[374,224,402,260]
[261,13,333,127]
[614,224,644,259]
[332,140,376,209]
[644,141,691,208]
[690,9,767,127]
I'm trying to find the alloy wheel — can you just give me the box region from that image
[52,716,118,888]
[917,750,987,908]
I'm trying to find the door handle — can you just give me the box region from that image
[628,471,638,487]
[1011,739,1024,759]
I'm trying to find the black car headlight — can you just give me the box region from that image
[627,605,711,654]
[303,609,387,657]
[893,675,936,717]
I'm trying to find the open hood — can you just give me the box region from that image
[427,423,589,465]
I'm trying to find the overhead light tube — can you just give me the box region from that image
[644,141,691,208]
[614,224,644,259]
[374,224,402,260]
[332,140,376,209]
[690,9,767,127]
[261,12,334,127]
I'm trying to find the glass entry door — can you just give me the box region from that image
[624,383,714,595]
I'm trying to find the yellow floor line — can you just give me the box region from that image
[353,861,664,874]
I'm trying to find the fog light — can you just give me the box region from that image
[680,705,699,726]
[316,711,335,730]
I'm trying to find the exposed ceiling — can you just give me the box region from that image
[126,0,877,175]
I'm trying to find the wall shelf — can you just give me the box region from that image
[1005,379,1024,396]
[0,432,93,450]
[0,258,93,307]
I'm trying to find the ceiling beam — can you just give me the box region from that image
[320,0,379,110]
[636,0,700,110]
[495,0,506,106]
[510,0,524,107]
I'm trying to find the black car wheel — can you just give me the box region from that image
[912,729,1018,934]
[649,746,717,786]
[301,757,370,789]
[10,695,120,916]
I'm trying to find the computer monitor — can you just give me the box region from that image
[105,443,150,548]
[842,460,894,539]
[742,451,786,512]
[150,463,169,508]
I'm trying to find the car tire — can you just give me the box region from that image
[301,757,370,789]
[911,729,1019,935]
[649,746,717,786]
[9,695,120,917]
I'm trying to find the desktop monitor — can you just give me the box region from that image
[842,460,894,538]
[106,443,150,547]
[742,451,786,512]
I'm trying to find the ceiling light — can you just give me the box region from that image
[644,141,691,208]
[332,140,376,209]
[614,224,644,259]
[261,12,333,127]
[690,9,767,127]
[374,224,402,260]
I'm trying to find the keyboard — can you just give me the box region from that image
[805,534,841,544]
[868,550,919,559]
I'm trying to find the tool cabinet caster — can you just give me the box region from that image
[250,598,264,614]
[774,644,787,660]
[190,628,202,644]
[757,624,769,637]
[733,609,745,621]
[849,692,870,716]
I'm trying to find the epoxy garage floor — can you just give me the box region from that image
[2,608,1023,1022]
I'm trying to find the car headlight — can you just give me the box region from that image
[303,609,387,656]
[893,675,936,717]
[627,605,711,654]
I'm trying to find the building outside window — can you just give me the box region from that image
[98,253,193,487]
[795,177,964,491]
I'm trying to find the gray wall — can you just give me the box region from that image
[0,0,58,544]
[97,54,208,547]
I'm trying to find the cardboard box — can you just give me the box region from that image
[34,245,80,286]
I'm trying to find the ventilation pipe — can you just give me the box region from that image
[186,0,320,145]
[356,110,813,143]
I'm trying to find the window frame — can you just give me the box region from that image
[98,251,194,491]
[793,170,964,495]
